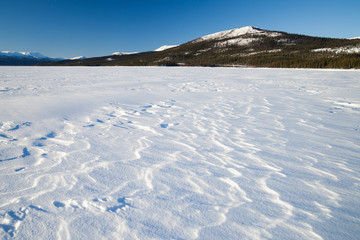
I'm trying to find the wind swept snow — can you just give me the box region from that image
[0,67,359,239]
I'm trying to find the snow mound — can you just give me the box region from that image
[0,67,359,239]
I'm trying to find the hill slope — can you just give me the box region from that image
[39,26,360,68]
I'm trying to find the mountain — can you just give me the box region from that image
[0,51,63,65]
[39,26,360,68]
[191,26,281,44]
[1,51,50,59]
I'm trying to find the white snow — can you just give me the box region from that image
[154,45,178,51]
[70,56,86,60]
[312,45,360,54]
[215,38,258,47]
[198,26,260,42]
[111,52,123,56]
[111,52,138,56]
[0,51,49,59]
[0,66,359,239]
[194,26,282,43]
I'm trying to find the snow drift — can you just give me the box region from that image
[0,67,359,239]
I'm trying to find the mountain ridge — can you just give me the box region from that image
[19,26,360,68]
[0,51,65,66]
[191,26,282,43]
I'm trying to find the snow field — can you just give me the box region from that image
[0,67,359,239]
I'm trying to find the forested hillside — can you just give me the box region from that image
[38,27,360,68]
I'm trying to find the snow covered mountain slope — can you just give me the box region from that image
[312,45,360,54]
[154,45,178,51]
[111,52,138,56]
[193,26,282,44]
[0,51,63,65]
[0,51,50,59]
[0,66,359,239]
[69,56,86,60]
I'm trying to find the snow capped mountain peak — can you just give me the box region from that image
[20,51,49,59]
[154,45,178,51]
[196,26,259,41]
[111,52,123,56]
[0,51,50,59]
[70,56,86,60]
[0,51,65,65]
[194,26,282,43]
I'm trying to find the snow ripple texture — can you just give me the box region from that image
[0,67,359,239]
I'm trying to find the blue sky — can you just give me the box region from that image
[1,0,360,58]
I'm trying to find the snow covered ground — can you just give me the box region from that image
[0,66,359,239]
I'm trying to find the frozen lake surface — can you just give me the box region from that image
[0,67,359,239]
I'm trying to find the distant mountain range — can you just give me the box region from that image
[4,26,360,68]
[0,51,65,65]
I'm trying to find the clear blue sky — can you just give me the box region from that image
[1,0,359,58]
